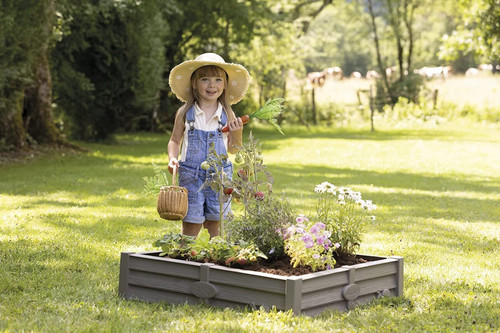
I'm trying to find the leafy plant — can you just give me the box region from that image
[226,194,295,260]
[142,163,170,196]
[225,132,295,259]
[248,97,286,135]
[231,131,274,217]
[154,229,267,267]
[315,182,376,256]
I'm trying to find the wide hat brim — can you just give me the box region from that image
[169,53,250,105]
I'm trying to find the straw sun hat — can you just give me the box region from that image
[169,53,250,105]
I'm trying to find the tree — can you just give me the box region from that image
[365,0,426,106]
[0,0,62,150]
[439,0,500,69]
[51,0,170,140]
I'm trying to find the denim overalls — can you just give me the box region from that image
[178,106,233,223]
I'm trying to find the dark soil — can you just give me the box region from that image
[235,254,368,276]
[152,253,370,277]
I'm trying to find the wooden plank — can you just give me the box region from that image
[129,256,200,280]
[211,283,286,309]
[301,285,344,309]
[126,285,200,304]
[391,256,404,296]
[285,277,302,315]
[357,275,397,295]
[128,270,195,294]
[354,261,397,281]
[208,268,286,294]
[118,252,133,298]
[301,268,349,293]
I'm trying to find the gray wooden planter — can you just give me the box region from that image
[119,251,403,316]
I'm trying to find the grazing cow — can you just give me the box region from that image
[415,66,452,80]
[465,68,479,76]
[325,66,344,80]
[307,71,327,87]
[366,70,381,79]
[350,71,362,79]
[478,64,493,71]
[385,66,397,78]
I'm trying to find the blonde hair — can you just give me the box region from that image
[178,65,235,122]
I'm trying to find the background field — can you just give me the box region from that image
[302,73,500,108]
[1,120,499,332]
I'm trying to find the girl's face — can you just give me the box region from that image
[195,75,224,103]
[191,66,227,104]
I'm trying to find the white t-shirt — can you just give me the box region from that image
[179,103,229,162]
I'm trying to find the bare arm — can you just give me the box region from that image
[227,117,244,154]
[167,108,185,174]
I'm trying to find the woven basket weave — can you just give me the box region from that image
[157,166,188,221]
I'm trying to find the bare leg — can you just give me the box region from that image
[203,220,220,238]
[182,221,202,237]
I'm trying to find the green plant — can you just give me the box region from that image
[315,182,376,256]
[154,229,267,267]
[226,194,295,259]
[280,215,337,272]
[199,142,233,236]
[231,132,273,217]
[142,163,170,196]
[225,132,295,259]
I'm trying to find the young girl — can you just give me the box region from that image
[167,53,250,238]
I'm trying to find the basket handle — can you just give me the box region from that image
[171,164,178,186]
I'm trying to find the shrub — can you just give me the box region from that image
[226,194,295,260]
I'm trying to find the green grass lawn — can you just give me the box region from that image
[1,122,499,332]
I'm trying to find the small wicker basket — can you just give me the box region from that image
[157,166,188,220]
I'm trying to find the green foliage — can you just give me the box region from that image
[301,2,375,74]
[439,0,500,65]
[153,229,267,267]
[250,98,286,135]
[0,0,51,148]
[226,132,295,259]
[375,73,425,108]
[52,0,169,140]
[227,194,296,260]
[231,132,273,213]
[142,164,170,196]
[315,182,376,256]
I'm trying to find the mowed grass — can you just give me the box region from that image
[1,122,499,332]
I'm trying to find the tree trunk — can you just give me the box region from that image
[0,93,27,150]
[24,51,60,144]
[23,0,62,145]
[367,0,391,101]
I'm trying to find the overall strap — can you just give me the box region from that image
[186,105,196,131]
[218,109,228,130]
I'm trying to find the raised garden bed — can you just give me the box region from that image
[119,251,403,316]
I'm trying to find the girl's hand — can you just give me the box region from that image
[168,158,179,174]
[227,117,244,132]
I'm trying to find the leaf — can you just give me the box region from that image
[195,228,211,247]
[250,98,285,120]
[268,119,285,136]
[249,98,285,135]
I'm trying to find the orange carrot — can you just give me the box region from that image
[221,114,250,133]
